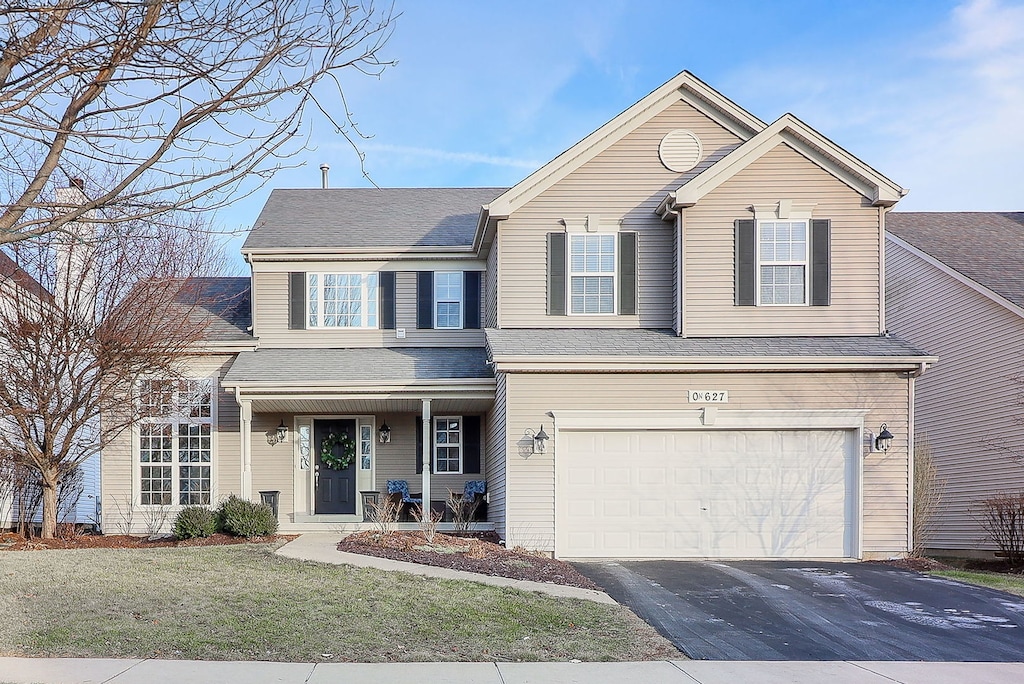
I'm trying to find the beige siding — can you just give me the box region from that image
[254,269,486,348]
[485,236,499,328]
[101,355,240,534]
[886,240,1024,551]
[502,371,910,556]
[485,373,508,537]
[498,99,743,329]
[684,143,882,336]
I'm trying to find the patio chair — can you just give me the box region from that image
[462,480,487,521]
[386,480,422,521]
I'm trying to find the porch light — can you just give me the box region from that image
[275,420,288,442]
[532,425,550,454]
[875,424,894,452]
[378,420,392,444]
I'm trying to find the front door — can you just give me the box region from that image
[314,419,357,515]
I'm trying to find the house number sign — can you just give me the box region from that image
[687,390,729,403]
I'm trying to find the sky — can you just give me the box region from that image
[216,0,1024,267]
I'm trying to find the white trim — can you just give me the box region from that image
[306,272,380,329]
[756,218,810,307]
[433,271,465,330]
[433,415,463,474]
[567,233,618,316]
[304,415,374,519]
[490,355,936,373]
[886,232,1024,321]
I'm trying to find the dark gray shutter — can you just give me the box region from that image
[380,271,396,329]
[464,271,481,329]
[416,272,433,329]
[810,219,831,307]
[734,220,756,306]
[462,416,481,474]
[547,232,566,315]
[415,416,424,474]
[288,272,306,329]
[618,232,637,315]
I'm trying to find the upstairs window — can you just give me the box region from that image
[307,273,378,328]
[758,221,807,305]
[434,271,463,329]
[569,234,616,314]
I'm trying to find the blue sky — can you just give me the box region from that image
[218,0,1024,266]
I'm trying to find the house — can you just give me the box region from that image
[101,71,934,559]
[886,212,1024,556]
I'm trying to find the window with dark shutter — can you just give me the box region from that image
[463,416,481,474]
[547,232,566,315]
[380,271,396,329]
[734,220,756,306]
[415,416,424,474]
[416,272,433,329]
[810,219,831,306]
[288,272,306,329]
[464,271,482,329]
[618,232,637,315]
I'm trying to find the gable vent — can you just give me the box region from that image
[659,129,703,173]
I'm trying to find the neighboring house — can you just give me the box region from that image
[101,71,934,560]
[0,249,100,529]
[886,212,1024,556]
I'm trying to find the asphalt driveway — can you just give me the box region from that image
[572,560,1024,661]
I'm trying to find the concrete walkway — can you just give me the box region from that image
[275,533,616,604]
[3,657,1024,683]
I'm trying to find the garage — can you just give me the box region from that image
[556,428,857,559]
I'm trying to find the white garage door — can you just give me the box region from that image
[557,429,856,559]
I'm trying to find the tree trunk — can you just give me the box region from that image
[40,465,59,539]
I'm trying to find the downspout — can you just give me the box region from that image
[879,206,888,334]
[906,362,927,555]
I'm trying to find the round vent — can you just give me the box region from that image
[659,129,703,172]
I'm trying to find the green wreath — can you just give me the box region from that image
[320,431,356,470]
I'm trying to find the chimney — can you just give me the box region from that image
[320,163,330,189]
[53,182,97,324]
[70,178,85,192]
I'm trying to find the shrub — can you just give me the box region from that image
[173,505,217,540]
[216,495,278,538]
[978,492,1024,567]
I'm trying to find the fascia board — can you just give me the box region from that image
[243,246,477,261]
[887,233,1024,320]
[186,341,258,354]
[491,355,936,372]
[221,378,495,391]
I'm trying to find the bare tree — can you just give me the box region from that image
[0,207,229,538]
[0,0,394,245]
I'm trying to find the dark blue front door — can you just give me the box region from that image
[314,419,357,515]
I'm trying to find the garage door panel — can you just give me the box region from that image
[558,428,855,559]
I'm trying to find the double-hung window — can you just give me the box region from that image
[138,378,213,506]
[569,234,616,314]
[307,273,378,328]
[434,417,462,473]
[758,221,807,305]
[434,272,463,329]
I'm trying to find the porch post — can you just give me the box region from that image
[240,399,253,500]
[421,398,431,514]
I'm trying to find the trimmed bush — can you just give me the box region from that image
[216,495,278,538]
[173,505,217,540]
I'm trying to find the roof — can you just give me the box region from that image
[243,188,507,251]
[887,212,1024,309]
[221,347,492,385]
[485,328,929,359]
[0,250,49,301]
[134,276,251,343]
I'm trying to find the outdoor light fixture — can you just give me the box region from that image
[378,420,392,444]
[875,423,894,452]
[268,419,288,446]
[527,425,550,454]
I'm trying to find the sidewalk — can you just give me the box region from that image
[3,657,1024,683]
[275,533,616,604]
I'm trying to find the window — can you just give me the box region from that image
[307,273,378,328]
[434,417,462,473]
[569,234,616,314]
[138,378,213,505]
[434,272,463,329]
[758,220,807,305]
[360,424,372,470]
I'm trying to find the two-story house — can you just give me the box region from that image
[100,71,934,560]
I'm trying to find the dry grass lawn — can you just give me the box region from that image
[0,543,678,662]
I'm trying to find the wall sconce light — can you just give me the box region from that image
[268,419,288,446]
[378,420,392,444]
[874,423,894,452]
[526,425,550,454]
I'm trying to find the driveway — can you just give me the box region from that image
[572,560,1024,661]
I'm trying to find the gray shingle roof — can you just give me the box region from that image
[887,212,1024,309]
[485,328,929,358]
[222,347,492,384]
[154,277,251,343]
[243,188,508,250]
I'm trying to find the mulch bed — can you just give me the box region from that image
[0,530,295,551]
[868,556,953,572]
[338,530,601,591]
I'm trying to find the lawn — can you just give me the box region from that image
[0,544,677,662]
[930,569,1024,598]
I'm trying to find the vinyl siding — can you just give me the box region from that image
[498,98,743,329]
[683,143,881,335]
[886,240,1024,551]
[485,373,508,538]
[502,371,910,556]
[253,269,486,348]
[101,355,240,534]
[485,236,499,328]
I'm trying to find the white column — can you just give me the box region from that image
[240,400,253,500]
[421,398,431,514]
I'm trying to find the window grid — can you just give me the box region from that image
[434,271,463,329]
[307,273,378,328]
[569,234,616,314]
[138,379,213,506]
[360,424,372,470]
[758,221,807,305]
[434,417,462,474]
